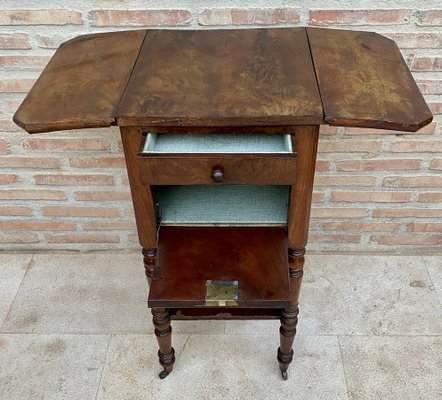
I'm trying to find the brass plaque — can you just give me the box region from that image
[205,280,239,307]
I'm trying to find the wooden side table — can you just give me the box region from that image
[14,27,432,380]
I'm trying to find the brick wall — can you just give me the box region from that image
[0,1,441,252]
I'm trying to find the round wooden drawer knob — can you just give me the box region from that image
[211,168,224,183]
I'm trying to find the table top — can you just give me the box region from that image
[14,27,432,134]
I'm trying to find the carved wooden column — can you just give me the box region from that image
[278,126,319,379]
[152,307,175,379]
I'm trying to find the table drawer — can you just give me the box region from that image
[137,133,297,185]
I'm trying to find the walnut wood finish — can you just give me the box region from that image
[14,30,146,133]
[279,126,319,377]
[14,28,433,133]
[142,248,156,287]
[120,127,157,249]
[117,28,323,127]
[152,307,175,378]
[138,153,297,185]
[307,28,432,132]
[148,226,291,308]
[170,308,282,320]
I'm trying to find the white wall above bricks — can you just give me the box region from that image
[0,1,441,252]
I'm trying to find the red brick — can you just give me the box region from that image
[430,159,442,170]
[199,8,300,25]
[69,156,126,168]
[0,157,60,169]
[314,176,377,186]
[0,234,38,243]
[318,140,381,153]
[390,140,442,153]
[418,192,442,203]
[0,33,30,49]
[311,208,368,218]
[23,138,108,151]
[428,102,442,114]
[331,191,412,202]
[407,223,442,233]
[0,189,65,200]
[0,174,19,184]
[0,206,32,216]
[315,160,330,171]
[121,174,129,185]
[371,235,442,245]
[312,192,325,203]
[0,120,18,132]
[0,55,51,70]
[82,221,136,230]
[36,35,67,49]
[374,208,442,218]
[309,9,410,26]
[385,33,442,48]
[0,220,75,231]
[410,56,442,72]
[309,234,361,243]
[0,9,83,25]
[0,79,35,93]
[46,234,119,243]
[74,191,132,201]
[383,176,442,188]
[128,234,139,243]
[345,122,436,136]
[324,222,400,232]
[319,125,339,135]
[90,9,191,26]
[338,159,421,171]
[416,10,442,26]
[34,174,114,186]
[0,139,8,152]
[42,206,119,218]
[417,80,442,95]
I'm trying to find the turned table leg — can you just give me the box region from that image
[278,126,319,379]
[152,307,175,379]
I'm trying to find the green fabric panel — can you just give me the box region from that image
[143,133,292,153]
[155,185,290,225]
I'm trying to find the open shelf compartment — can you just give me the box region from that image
[154,185,290,226]
[148,226,291,309]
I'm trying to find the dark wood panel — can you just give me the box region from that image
[14,30,146,133]
[148,227,291,308]
[170,307,282,320]
[138,153,297,185]
[120,127,157,249]
[117,28,323,127]
[307,28,432,132]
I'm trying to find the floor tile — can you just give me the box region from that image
[299,255,442,335]
[340,335,442,400]
[1,253,150,334]
[0,254,32,327]
[422,255,442,302]
[0,334,109,400]
[97,333,348,400]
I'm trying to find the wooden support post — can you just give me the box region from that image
[278,125,319,379]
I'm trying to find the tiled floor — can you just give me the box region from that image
[0,252,440,399]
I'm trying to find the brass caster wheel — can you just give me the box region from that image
[281,371,288,380]
[159,370,170,379]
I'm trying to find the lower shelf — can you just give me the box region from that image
[148,226,291,309]
[170,307,282,320]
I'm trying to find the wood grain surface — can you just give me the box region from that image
[14,30,146,133]
[117,28,323,127]
[307,28,432,132]
[148,226,291,308]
